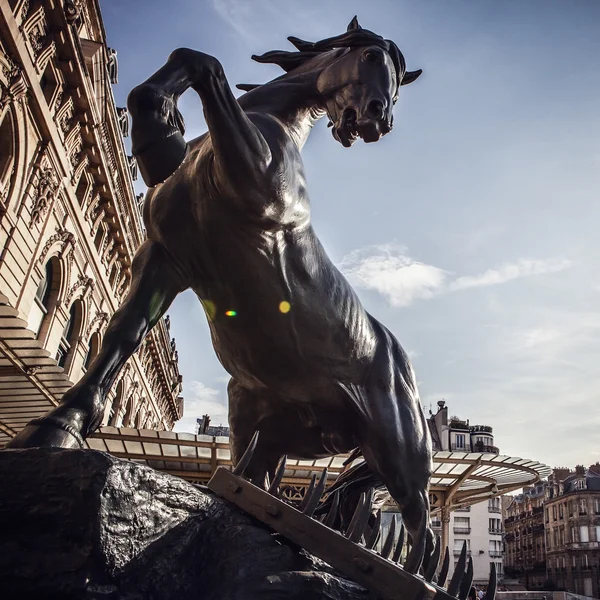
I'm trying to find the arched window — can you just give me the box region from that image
[30,257,62,338]
[83,331,101,371]
[0,107,15,208]
[36,260,53,308]
[56,299,83,371]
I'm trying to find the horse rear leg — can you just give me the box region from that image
[5,241,184,449]
[349,375,435,557]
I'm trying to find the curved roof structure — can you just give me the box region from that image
[87,427,551,511]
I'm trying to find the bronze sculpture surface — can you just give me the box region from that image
[7,17,432,550]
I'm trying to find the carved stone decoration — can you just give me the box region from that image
[116,107,129,137]
[38,226,75,263]
[30,167,58,226]
[85,311,108,338]
[65,274,94,305]
[21,0,31,21]
[107,48,118,84]
[127,155,138,181]
[0,53,27,107]
[63,0,81,24]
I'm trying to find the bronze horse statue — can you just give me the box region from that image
[8,17,433,550]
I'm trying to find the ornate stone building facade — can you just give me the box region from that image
[504,482,548,589]
[0,0,183,445]
[504,466,600,598]
[544,466,600,598]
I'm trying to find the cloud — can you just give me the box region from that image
[448,258,572,291]
[340,244,573,307]
[340,244,448,307]
[173,380,229,434]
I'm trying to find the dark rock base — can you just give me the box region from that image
[0,448,369,600]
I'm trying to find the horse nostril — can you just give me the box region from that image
[366,100,385,120]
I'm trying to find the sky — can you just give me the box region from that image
[101,0,600,469]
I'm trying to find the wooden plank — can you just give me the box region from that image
[208,468,445,600]
[4,338,44,349]
[0,382,37,390]
[0,329,36,340]
[0,402,52,409]
[0,305,19,318]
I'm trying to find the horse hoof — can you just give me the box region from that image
[128,84,189,187]
[4,418,83,450]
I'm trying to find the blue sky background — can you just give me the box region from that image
[101,0,600,468]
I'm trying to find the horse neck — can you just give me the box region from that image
[238,72,326,149]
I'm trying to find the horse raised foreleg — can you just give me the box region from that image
[228,379,281,489]
[128,48,270,189]
[6,242,183,449]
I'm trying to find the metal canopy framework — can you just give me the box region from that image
[87,427,551,550]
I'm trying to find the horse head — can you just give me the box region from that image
[250,16,422,147]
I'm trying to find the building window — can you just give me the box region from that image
[579,499,587,515]
[454,434,465,449]
[56,300,83,371]
[595,525,600,542]
[488,497,501,512]
[580,525,590,543]
[56,306,76,367]
[84,331,101,371]
[453,538,469,556]
[552,505,557,520]
[559,504,564,519]
[454,516,470,534]
[489,540,502,557]
[572,527,578,543]
[489,518,502,533]
[594,499,600,515]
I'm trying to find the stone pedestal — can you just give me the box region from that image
[0,448,368,600]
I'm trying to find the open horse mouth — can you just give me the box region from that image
[333,107,360,147]
[333,107,384,147]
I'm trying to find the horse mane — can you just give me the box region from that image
[237,17,408,101]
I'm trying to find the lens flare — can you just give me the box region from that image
[279,301,291,314]
[225,310,237,317]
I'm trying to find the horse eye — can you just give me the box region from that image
[363,49,382,63]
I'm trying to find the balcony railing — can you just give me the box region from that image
[453,549,472,557]
[470,424,493,433]
[489,551,503,558]
[450,419,470,430]
[489,528,503,534]
[474,443,500,455]
[454,527,471,534]
[488,506,502,513]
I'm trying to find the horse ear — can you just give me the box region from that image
[347,16,362,31]
[401,69,422,86]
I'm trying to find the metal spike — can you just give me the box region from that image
[267,455,287,496]
[458,557,474,600]
[323,490,340,529]
[424,535,442,582]
[366,509,382,550]
[405,511,428,574]
[344,492,366,538]
[342,447,362,466]
[232,431,259,476]
[348,488,374,543]
[298,474,317,512]
[437,546,450,587]
[483,562,497,600]
[303,468,328,517]
[380,515,397,559]
[447,542,467,597]
[392,522,405,563]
